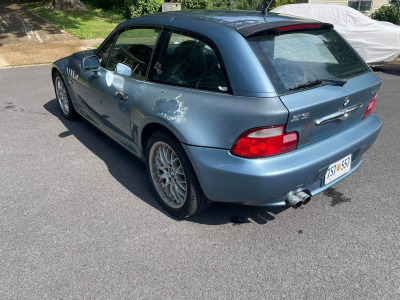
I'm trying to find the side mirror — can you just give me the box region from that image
[115,63,132,77]
[82,55,100,72]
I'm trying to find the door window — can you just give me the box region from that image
[97,34,117,68]
[149,30,228,92]
[107,28,161,80]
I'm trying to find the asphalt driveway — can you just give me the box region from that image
[0,0,90,67]
[0,65,399,299]
[0,0,75,45]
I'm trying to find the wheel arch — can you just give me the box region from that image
[140,122,185,155]
[51,66,58,82]
[51,64,66,85]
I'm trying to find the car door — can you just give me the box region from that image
[130,28,231,148]
[79,27,161,140]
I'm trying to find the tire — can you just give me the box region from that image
[53,71,78,120]
[145,131,212,218]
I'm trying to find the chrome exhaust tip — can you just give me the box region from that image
[296,191,311,205]
[286,194,303,209]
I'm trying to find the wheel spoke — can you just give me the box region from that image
[150,142,187,208]
[162,146,168,162]
[170,149,174,165]
[158,173,168,182]
[175,165,184,175]
[171,185,179,203]
[176,180,186,192]
[175,184,186,197]
[156,148,168,168]
[56,77,70,115]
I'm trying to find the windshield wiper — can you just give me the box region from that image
[289,78,348,91]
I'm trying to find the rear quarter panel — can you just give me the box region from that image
[134,82,288,150]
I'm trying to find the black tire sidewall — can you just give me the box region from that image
[53,71,75,119]
[145,131,195,218]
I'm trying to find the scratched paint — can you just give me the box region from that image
[300,122,314,145]
[153,94,187,123]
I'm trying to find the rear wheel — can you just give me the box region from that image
[145,131,212,218]
[53,71,77,120]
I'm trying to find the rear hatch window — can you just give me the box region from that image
[248,28,380,148]
[247,29,370,95]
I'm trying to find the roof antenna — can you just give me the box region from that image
[261,0,274,14]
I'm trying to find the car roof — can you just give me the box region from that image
[123,10,331,37]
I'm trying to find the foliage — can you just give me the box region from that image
[86,0,163,18]
[230,0,259,10]
[125,0,164,18]
[53,0,84,10]
[181,0,213,9]
[92,0,125,10]
[371,5,398,24]
[371,0,400,25]
[269,0,296,10]
[212,0,230,9]
[389,0,400,25]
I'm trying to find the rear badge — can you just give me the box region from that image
[343,97,350,107]
[291,113,310,122]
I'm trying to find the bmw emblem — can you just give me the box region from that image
[343,97,350,107]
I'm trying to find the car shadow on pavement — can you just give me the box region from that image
[44,98,288,226]
[372,65,400,76]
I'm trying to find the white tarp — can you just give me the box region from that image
[271,4,400,64]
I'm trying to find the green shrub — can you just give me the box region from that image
[212,0,230,9]
[371,5,399,25]
[125,0,163,18]
[270,0,296,10]
[92,0,125,10]
[230,0,259,10]
[181,0,213,9]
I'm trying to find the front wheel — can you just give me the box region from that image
[53,71,77,120]
[145,131,212,218]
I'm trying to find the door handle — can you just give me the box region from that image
[115,91,128,101]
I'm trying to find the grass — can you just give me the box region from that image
[21,1,126,40]
[91,43,102,49]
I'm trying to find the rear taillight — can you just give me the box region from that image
[231,126,298,158]
[363,93,377,120]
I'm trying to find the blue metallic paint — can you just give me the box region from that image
[182,114,381,205]
[52,11,383,207]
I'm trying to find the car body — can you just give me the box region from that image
[272,4,400,65]
[52,10,382,217]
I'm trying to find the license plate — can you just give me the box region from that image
[325,154,352,185]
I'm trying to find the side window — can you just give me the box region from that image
[107,28,161,80]
[97,34,117,68]
[150,31,228,92]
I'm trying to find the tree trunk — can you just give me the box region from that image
[53,0,83,11]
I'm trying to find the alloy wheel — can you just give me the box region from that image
[55,77,70,115]
[149,142,187,208]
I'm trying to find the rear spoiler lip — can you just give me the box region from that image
[237,21,334,38]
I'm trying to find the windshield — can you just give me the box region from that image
[247,29,370,95]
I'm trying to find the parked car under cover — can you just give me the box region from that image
[272,4,400,65]
[52,10,382,218]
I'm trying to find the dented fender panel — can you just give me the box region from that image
[133,81,288,150]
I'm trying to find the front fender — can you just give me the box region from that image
[52,56,83,106]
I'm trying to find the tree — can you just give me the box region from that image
[371,0,400,25]
[53,0,84,10]
[390,0,400,25]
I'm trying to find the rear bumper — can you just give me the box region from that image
[182,114,382,206]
